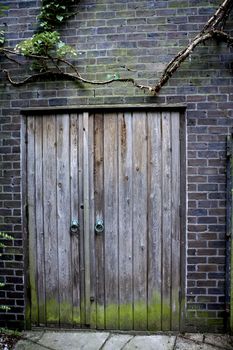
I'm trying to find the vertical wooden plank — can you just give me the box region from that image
[161,111,172,331]
[83,112,91,325]
[34,116,46,325]
[88,114,96,328]
[147,112,162,331]
[132,112,148,330]
[226,134,232,329]
[56,114,72,325]
[104,113,119,329]
[70,114,81,327]
[171,112,181,331]
[22,117,31,329]
[27,116,38,326]
[227,134,233,334]
[231,148,233,334]
[43,115,59,325]
[179,113,186,332]
[78,113,85,326]
[94,114,105,329]
[118,112,133,330]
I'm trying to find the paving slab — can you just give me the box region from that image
[14,332,233,350]
[204,334,233,350]
[102,334,133,349]
[175,336,221,350]
[123,335,176,350]
[20,332,45,342]
[184,333,204,343]
[14,331,110,350]
[14,338,44,350]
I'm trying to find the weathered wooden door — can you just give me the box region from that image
[26,110,183,331]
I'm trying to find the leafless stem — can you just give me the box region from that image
[56,57,81,77]
[151,0,233,94]
[2,52,22,65]
[202,0,232,31]
[3,69,153,92]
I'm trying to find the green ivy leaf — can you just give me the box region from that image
[57,41,65,48]
[56,15,64,22]
[0,232,14,240]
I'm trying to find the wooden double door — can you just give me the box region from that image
[26,110,184,331]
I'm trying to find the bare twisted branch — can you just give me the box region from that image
[1,0,233,95]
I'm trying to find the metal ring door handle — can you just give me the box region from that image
[95,219,104,233]
[70,219,79,235]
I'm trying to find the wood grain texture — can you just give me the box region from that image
[147,112,162,331]
[171,112,181,331]
[229,134,233,333]
[56,115,72,325]
[42,116,60,325]
[161,112,172,331]
[78,113,85,326]
[118,113,133,330]
[34,117,46,325]
[27,116,38,325]
[88,114,96,329]
[26,110,183,331]
[70,114,81,326]
[94,114,105,330]
[83,112,91,325]
[104,114,119,330]
[132,112,148,330]
[22,117,30,329]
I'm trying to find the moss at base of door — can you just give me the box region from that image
[32,299,81,326]
[30,292,180,331]
[95,293,177,331]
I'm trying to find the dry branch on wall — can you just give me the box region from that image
[0,0,233,95]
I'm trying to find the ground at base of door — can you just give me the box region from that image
[13,331,233,350]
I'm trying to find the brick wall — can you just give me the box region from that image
[0,0,233,331]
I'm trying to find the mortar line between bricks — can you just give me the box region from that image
[99,333,112,350]
[178,335,230,350]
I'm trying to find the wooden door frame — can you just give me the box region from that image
[227,134,233,333]
[21,105,187,331]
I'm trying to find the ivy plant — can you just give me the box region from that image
[0,232,14,312]
[0,4,8,46]
[38,0,77,31]
[14,0,78,71]
[16,31,77,58]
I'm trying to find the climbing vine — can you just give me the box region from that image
[0,232,14,312]
[0,0,233,94]
[38,0,77,30]
[13,0,78,73]
[0,4,8,45]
